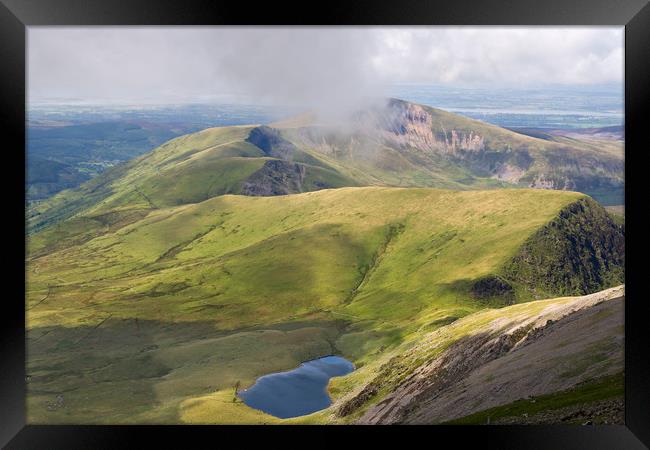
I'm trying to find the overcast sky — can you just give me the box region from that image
[28,27,623,110]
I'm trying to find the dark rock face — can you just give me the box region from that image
[242,126,353,196]
[246,126,298,161]
[503,197,625,298]
[240,160,306,196]
[471,276,515,304]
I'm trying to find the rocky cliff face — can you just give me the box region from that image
[522,148,624,193]
[246,125,299,161]
[240,160,307,196]
[288,99,623,202]
[353,99,486,155]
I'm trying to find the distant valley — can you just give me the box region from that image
[27,121,199,201]
[26,103,287,202]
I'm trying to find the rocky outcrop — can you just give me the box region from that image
[287,99,622,203]
[523,146,624,196]
[492,163,526,183]
[357,100,436,151]
[240,160,307,196]
[246,126,298,161]
[338,285,624,424]
[353,99,486,156]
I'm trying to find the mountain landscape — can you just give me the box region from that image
[26,98,625,425]
[337,285,624,425]
[28,99,624,231]
[26,102,288,203]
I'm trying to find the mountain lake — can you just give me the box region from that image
[237,355,355,419]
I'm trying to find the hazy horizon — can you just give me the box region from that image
[28,27,624,116]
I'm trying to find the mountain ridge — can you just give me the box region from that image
[25,99,625,424]
[27,98,623,234]
[27,186,624,423]
[332,285,624,425]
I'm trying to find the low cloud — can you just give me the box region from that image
[28,26,623,115]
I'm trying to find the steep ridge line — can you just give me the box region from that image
[335,285,624,423]
[28,99,623,235]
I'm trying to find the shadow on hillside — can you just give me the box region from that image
[26,318,222,424]
[26,315,348,424]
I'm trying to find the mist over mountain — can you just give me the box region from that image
[25,27,625,427]
[25,98,625,427]
[28,97,623,238]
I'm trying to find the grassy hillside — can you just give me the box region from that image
[28,99,624,234]
[25,99,625,425]
[26,187,624,423]
[281,99,623,204]
[27,125,356,233]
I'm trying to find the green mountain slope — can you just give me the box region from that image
[26,187,624,423]
[279,99,623,202]
[28,99,624,234]
[25,98,625,424]
[27,125,357,233]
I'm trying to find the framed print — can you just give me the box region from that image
[1,0,649,447]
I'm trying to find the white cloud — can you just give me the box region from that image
[372,27,623,86]
[28,26,623,109]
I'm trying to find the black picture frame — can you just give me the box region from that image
[2,0,648,448]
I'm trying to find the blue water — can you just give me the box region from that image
[238,355,355,419]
